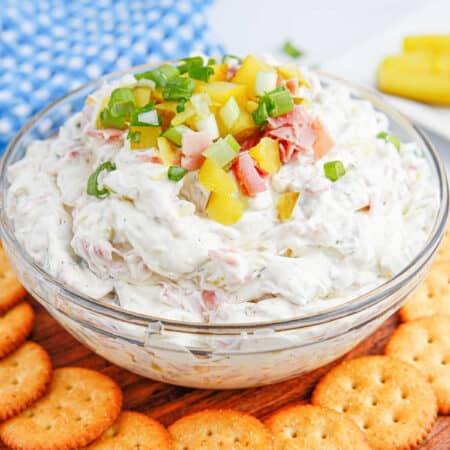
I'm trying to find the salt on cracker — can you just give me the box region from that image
[0,302,34,359]
[265,404,371,450]
[0,341,52,421]
[0,243,26,313]
[0,367,122,450]
[311,355,437,450]
[168,409,273,450]
[87,411,172,449]
[400,263,450,321]
[386,315,450,414]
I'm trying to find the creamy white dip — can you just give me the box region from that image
[6,71,438,323]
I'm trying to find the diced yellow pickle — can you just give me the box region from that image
[231,55,272,96]
[198,158,237,194]
[197,81,247,106]
[130,126,161,150]
[157,137,176,166]
[156,102,178,128]
[206,192,243,225]
[245,100,258,114]
[209,63,228,82]
[403,34,450,54]
[378,54,450,105]
[230,108,257,140]
[249,137,281,174]
[277,63,310,88]
[133,86,152,107]
[152,87,164,102]
[171,103,196,126]
[277,192,300,221]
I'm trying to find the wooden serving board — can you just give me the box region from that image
[2,295,449,449]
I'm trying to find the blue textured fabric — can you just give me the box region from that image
[0,0,224,152]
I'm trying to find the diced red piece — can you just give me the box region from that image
[233,152,266,197]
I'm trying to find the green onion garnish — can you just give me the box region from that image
[178,56,204,74]
[163,77,195,102]
[324,160,346,182]
[168,166,188,181]
[188,64,215,82]
[207,57,216,65]
[99,108,127,129]
[127,130,141,143]
[252,86,294,125]
[87,161,116,198]
[376,131,401,151]
[222,54,242,65]
[109,87,136,117]
[203,137,239,168]
[161,125,192,147]
[176,99,186,113]
[134,64,179,87]
[282,41,303,59]
[130,102,162,127]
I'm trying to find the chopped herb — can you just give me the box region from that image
[168,166,188,181]
[282,41,303,59]
[207,57,216,65]
[377,131,401,151]
[99,108,126,129]
[324,160,346,182]
[252,86,293,125]
[178,56,204,74]
[109,87,136,117]
[127,130,141,143]
[162,77,195,102]
[134,64,179,87]
[176,99,186,113]
[87,161,116,198]
[188,64,215,82]
[222,54,242,65]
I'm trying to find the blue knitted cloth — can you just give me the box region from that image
[0,0,224,152]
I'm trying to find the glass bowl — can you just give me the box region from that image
[0,64,448,389]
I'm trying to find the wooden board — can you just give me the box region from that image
[1,295,448,449]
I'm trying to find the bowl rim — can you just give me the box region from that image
[0,62,448,333]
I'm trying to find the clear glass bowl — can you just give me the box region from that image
[0,65,448,389]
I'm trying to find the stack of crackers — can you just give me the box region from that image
[0,232,448,449]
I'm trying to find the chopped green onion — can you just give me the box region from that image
[324,160,346,182]
[130,102,162,127]
[100,108,127,129]
[108,87,136,117]
[168,166,188,181]
[282,41,303,59]
[224,134,240,152]
[219,96,240,130]
[163,77,195,102]
[161,125,192,147]
[178,56,204,74]
[203,138,238,167]
[376,131,401,151]
[127,130,141,143]
[176,99,186,113]
[190,93,211,118]
[134,64,179,87]
[252,99,270,126]
[87,161,116,198]
[222,54,242,65]
[207,57,216,65]
[254,71,278,97]
[266,86,294,117]
[188,64,215,82]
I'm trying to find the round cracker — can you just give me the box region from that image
[168,409,273,450]
[0,244,26,313]
[0,341,52,421]
[386,315,450,414]
[400,263,450,321]
[0,302,34,358]
[87,411,172,449]
[0,367,122,450]
[311,355,437,450]
[265,404,370,450]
